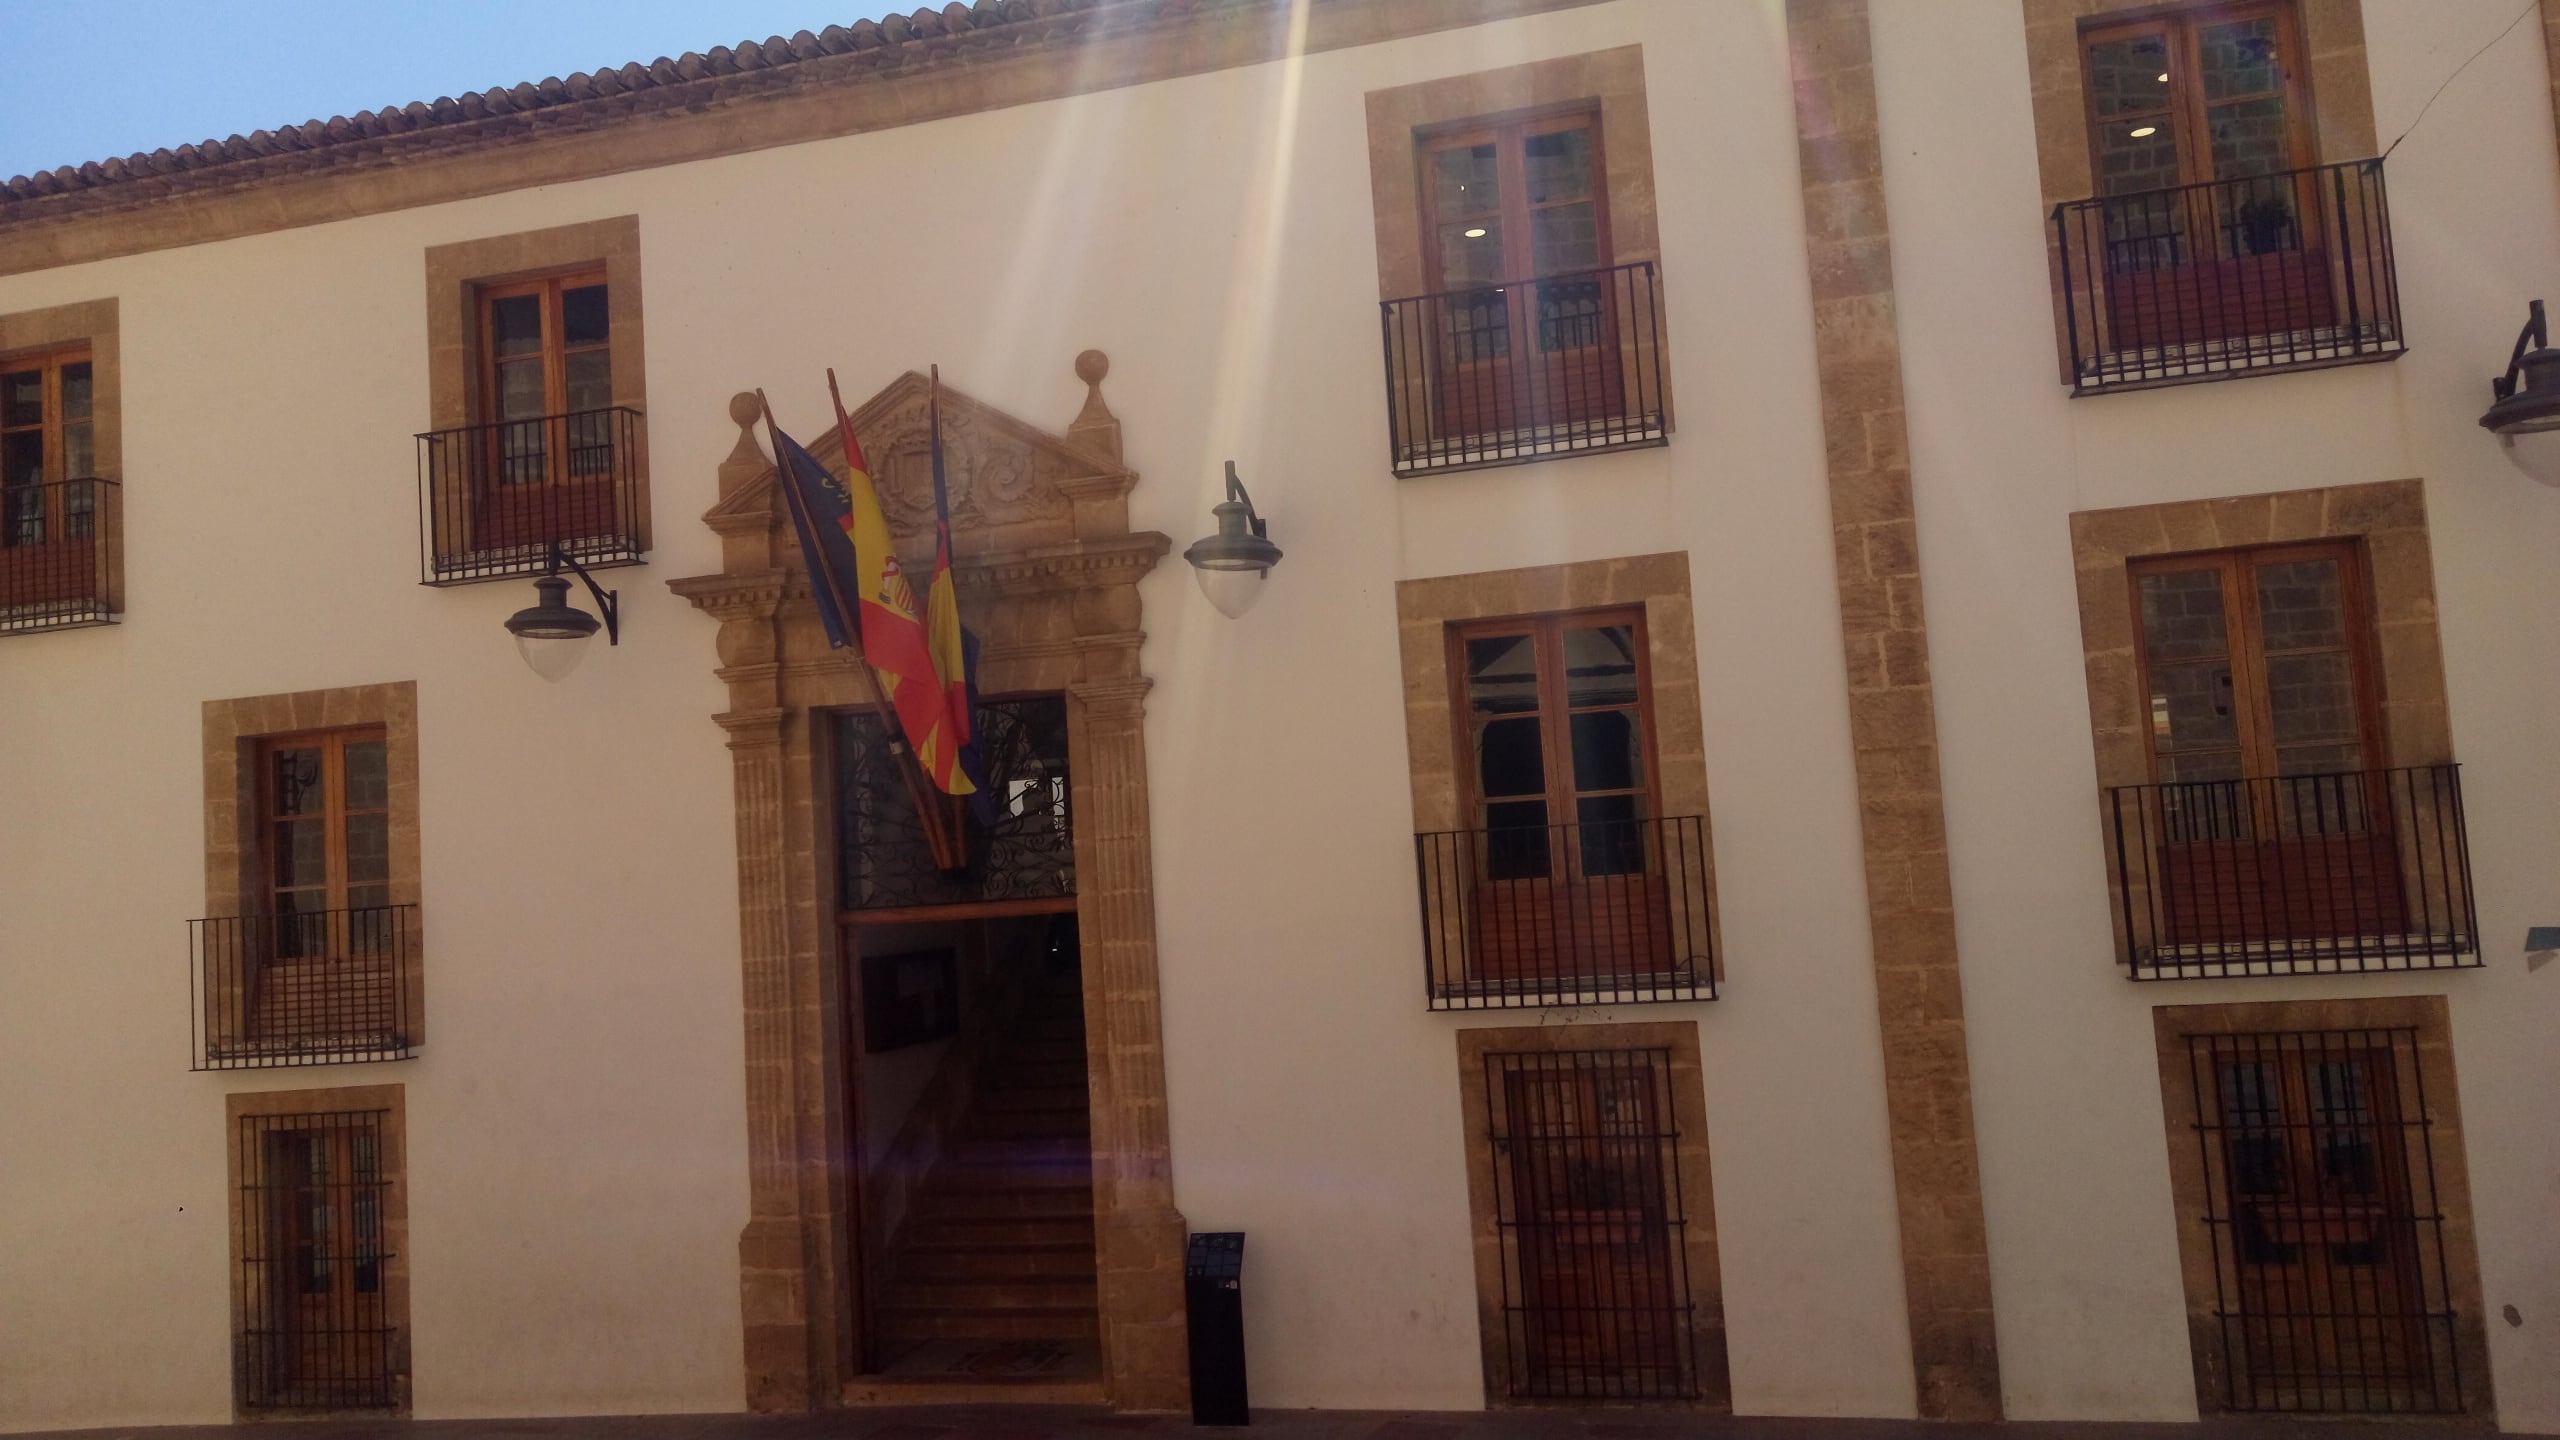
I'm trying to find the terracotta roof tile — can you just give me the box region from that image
[0,0,1225,214]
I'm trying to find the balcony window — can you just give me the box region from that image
[0,345,116,631]
[1417,609,1713,1006]
[2106,542,2476,976]
[2052,3,2401,391]
[420,219,648,583]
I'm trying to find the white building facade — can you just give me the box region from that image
[0,0,2554,1431]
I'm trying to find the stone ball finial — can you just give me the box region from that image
[729,391,763,428]
[1075,349,1109,386]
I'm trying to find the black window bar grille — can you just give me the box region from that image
[836,696,1075,913]
[2184,1028,2464,1414]
[1417,816,1714,1009]
[415,406,645,584]
[235,1109,401,1412]
[1484,1048,1698,1402]
[2054,158,2403,394]
[0,476,116,633]
[1381,260,1669,476]
[2104,765,2478,980]
[190,906,420,1068]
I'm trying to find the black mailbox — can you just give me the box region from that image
[1185,1231,1247,1425]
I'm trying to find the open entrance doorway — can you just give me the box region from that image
[833,695,1098,1395]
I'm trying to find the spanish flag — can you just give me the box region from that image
[925,370,977,794]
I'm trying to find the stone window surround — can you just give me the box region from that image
[422,216,650,553]
[1362,45,1677,436]
[224,1082,412,1417]
[1452,1020,1730,1410]
[1393,551,1723,977]
[2147,994,2493,1417]
[2022,0,2377,380]
[0,296,122,613]
[202,681,426,1045]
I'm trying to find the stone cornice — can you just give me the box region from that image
[668,530,1171,616]
[0,0,1614,278]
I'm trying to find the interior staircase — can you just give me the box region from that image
[872,972,1099,1383]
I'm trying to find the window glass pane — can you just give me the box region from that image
[2139,569,2229,663]
[2096,114,2182,196]
[2264,651,2357,748]
[0,368,41,427]
[344,740,388,811]
[1523,126,1595,205]
[1562,625,1638,707]
[562,283,610,346]
[1529,202,1602,277]
[1476,715,1546,799]
[58,361,91,421]
[489,293,544,357]
[2087,33,2172,118]
[1442,283,1511,361]
[270,746,324,816]
[1438,220,1508,288]
[2198,18,2282,101]
[2,430,41,492]
[1484,801,1550,879]
[275,818,329,887]
[62,420,93,482]
[1466,634,1541,714]
[2208,96,2291,181]
[1576,793,1646,875]
[2148,660,2239,761]
[345,814,390,888]
[496,357,547,423]
[565,349,612,416]
[1570,710,1642,793]
[1535,277,1605,352]
[62,473,94,539]
[2253,558,2346,649]
[1430,141,1500,217]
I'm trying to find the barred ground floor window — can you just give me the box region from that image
[2152,997,2492,1417]
[226,1086,408,1415]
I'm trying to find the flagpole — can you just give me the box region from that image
[757,388,960,871]
[925,365,970,866]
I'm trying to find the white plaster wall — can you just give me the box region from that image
[0,3,1924,1426]
[1869,0,2560,1428]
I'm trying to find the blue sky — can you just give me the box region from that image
[0,2,898,181]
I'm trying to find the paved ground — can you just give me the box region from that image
[19,1408,2552,1440]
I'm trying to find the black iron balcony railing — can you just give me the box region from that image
[0,476,117,633]
[190,905,421,1068]
[1416,815,1714,1008]
[2055,158,2403,394]
[1381,260,1669,477]
[2105,766,2477,980]
[416,406,645,584]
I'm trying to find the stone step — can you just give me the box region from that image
[982,1060,1087,1091]
[917,1183,1096,1220]
[884,1275,1098,1312]
[966,1106,1090,1141]
[977,1083,1088,1114]
[894,1241,1096,1282]
[874,1304,1101,1342]
[904,1215,1096,1251]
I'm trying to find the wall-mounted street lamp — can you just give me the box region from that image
[1183,461,1283,620]
[2481,300,2560,435]
[503,542,620,680]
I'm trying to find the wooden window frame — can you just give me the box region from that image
[1417,107,1614,294]
[2126,539,2386,786]
[255,727,392,920]
[2079,2,2318,194]
[1447,605,1664,854]
[474,269,608,435]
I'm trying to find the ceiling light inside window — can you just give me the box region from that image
[1464,227,1488,238]
[2130,125,2158,138]
[2158,72,2169,81]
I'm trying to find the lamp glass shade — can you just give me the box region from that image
[504,573,602,679]
[514,633,594,682]
[1195,566,1268,619]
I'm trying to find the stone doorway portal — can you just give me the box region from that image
[672,354,1188,1412]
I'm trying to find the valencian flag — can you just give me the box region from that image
[766,387,974,798]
